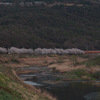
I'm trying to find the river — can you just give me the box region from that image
[17,66,100,100]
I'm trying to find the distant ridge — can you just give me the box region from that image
[0,3,100,50]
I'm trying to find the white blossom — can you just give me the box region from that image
[0,47,7,54]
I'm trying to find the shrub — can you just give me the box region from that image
[43,60,48,64]
[56,57,64,64]
[92,71,100,79]
[70,55,79,67]
[68,69,89,77]
[11,59,20,63]
[49,61,56,65]
[52,67,56,72]
[86,63,92,68]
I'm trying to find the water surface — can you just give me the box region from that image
[19,66,100,100]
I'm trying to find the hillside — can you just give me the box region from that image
[0,5,100,50]
[0,64,56,100]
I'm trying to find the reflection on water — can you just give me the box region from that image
[19,66,47,70]
[24,81,42,86]
[84,92,100,100]
[19,74,36,77]
[46,82,100,100]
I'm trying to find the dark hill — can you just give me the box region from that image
[0,5,100,50]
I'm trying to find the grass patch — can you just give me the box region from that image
[38,97,49,100]
[92,71,100,79]
[81,56,100,67]
[68,69,89,77]
[11,59,20,63]
[0,89,21,100]
[56,57,65,64]
[63,69,97,80]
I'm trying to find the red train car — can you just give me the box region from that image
[85,51,100,54]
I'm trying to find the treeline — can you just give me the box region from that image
[1,0,98,4]
[34,48,84,54]
[0,47,33,54]
[0,6,100,50]
[0,47,84,54]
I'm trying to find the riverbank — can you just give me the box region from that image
[0,54,100,80]
[0,54,100,100]
[0,64,56,100]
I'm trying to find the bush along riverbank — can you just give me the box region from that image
[0,64,56,100]
[62,69,100,81]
